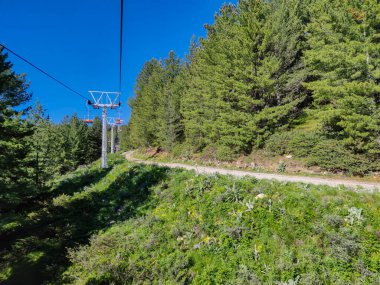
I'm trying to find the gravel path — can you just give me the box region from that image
[124,152,380,192]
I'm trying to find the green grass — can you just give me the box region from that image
[63,162,380,284]
[1,154,379,284]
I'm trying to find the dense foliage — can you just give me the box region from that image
[128,52,184,151]
[28,102,103,185]
[2,1,380,284]
[63,160,380,284]
[2,156,378,284]
[0,155,141,284]
[0,47,33,212]
[127,0,380,174]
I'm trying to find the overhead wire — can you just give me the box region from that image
[119,0,124,94]
[0,43,91,101]
[1,1,124,104]
[113,0,124,121]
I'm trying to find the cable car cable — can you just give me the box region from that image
[119,0,124,94]
[0,43,91,101]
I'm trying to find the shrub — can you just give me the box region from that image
[265,132,292,155]
[265,130,323,157]
[277,162,287,173]
[172,143,193,160]
[265,130,379,175]
[287,130,323,158]
[307,140,377,176]
[216,145,239,162]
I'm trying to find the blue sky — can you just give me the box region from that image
[1,0,236,123]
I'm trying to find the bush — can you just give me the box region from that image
[307,140,377,176]
[287,131,323,158]
[172,143,193,160]
[216,145,239,162]
[265,130,323,157]
[265,131,379,175]
[265,132,292,155]
[276,162,287,173]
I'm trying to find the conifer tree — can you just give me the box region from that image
[28,101,60,189]
[126,0,380,173]
[119,124,131,151]
[304,0,380,154]
[182,3,256,158]
[85,116,102,163]
[0,47,33,211]
[128,59,164,147]
[236,0,310,147]
[156,51,182,151]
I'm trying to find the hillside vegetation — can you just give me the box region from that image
[63,158,380,284]
[0,156,167,284]
[0,49,106,213]
[1,155,379,284]
[126,0,380,176]
[2,0,380,284]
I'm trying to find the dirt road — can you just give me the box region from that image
[124,152,380,192]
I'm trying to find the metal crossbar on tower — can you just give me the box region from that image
[88,91,121,168]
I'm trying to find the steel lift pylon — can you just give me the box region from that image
[107,116,124,154]
[88,91,121,168]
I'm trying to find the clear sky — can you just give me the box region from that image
[0,0,236,123]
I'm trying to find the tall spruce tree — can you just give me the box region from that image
[28,101,60,189]
[156,51,183,151]
[128,59,164,147]
[0,47,33,211]
[304,0,380,154]
[182,3,257,158]
[241,0,310,147]
[85,116,102,163]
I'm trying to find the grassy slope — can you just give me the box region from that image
[1,155,379,284]
[0,155,169,284]
[63,160,380,284]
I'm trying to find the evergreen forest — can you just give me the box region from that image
[127,0,380,175]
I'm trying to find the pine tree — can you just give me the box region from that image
[241,0,310,147]
[68,114,88,167]
[85,116,102,163]
[304,0,380,154]
[156,51,183,151]
[128,59,164,148]
[50,114,91,173]
[0,47,33,211]
[119,124,131,151]
[181,3,256,158]
[28,100,61,189]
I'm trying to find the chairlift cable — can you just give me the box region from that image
[0,43,91,101]
[119,0,124,94]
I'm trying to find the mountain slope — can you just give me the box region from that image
[64,158,380,284]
